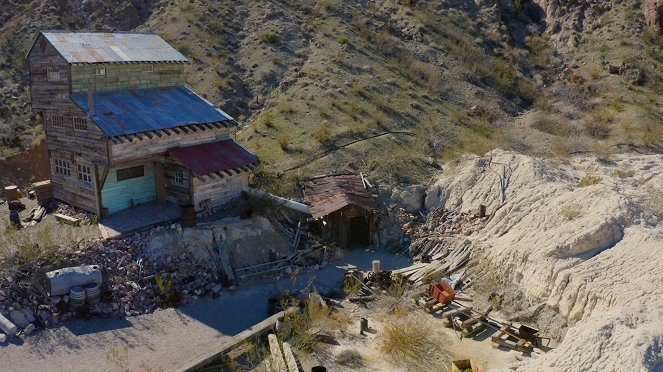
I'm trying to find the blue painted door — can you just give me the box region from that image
[101,162,156,215]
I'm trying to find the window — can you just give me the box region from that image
[73,117,88,131]
[94,66,106,76]
[117,165,144,181]
[51,114,65,128]
[54,159,71,177]
[47,67,61,81]
[175,171,184,185]
[78,164,92,183]
[142,64,154,73]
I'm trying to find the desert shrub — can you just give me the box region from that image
[336,349,364,368]
[313,121,332,144]
[276,132,289,151]
[177,2,193,12]
[343,277,362,296]
[578,175,602,187]
[560,204,583,221]
[257,31,279,44]
[208,20,224,33]
[337,36,348,45]
[380,317,439,369]
[613,169,635,179]
[531,116,571,136]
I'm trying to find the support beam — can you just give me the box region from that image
[223,170,233,177]
[162,128,173,135]
[134,133,144,141]
[171,127,181,134]
[242,187,311,215]
[214,171,225,179]
[180,126,189,134]
[232,168,241,175]
[212,122,223,129]
[207,173,217,180]
[203,123,215,130]
[188,125,198,132]
[143,131,153,139]
[111,137,119,144]
[153,130,163,138]
[123,135,133,143]
[196,175,206,182]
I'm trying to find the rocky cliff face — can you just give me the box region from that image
[427,149,663,370]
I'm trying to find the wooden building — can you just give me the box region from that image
[27,31,258,217]
[304,174,380,249]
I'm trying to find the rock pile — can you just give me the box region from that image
[0,231,220,337]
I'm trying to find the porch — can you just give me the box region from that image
[98,201,181,239]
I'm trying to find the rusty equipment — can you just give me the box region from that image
[428,279,456,306]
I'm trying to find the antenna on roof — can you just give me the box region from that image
[87,85,94,116]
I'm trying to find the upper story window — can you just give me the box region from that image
[142,65,154,73]
[51,114,65,128]
[94,66,106,76]
[175,171,184,185]
[47,67,61,81]
[78,164,92,183]
[73,117,88,131]
[117,165,144,181]
[54,158,71,177]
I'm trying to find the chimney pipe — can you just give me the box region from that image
[87,85,94,116]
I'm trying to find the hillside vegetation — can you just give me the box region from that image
[1,0,662,193]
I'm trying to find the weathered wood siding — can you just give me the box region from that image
[192,171,248,212]
[163,159,192,206]
[70,63,185,93]
[49,151,100,214]
[101,162,156,215]
[111,128,230,164]
[28,34,70,112]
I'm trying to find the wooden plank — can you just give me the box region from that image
[268,334,288,372]
[54,213,81,226]
[282,342,299,372]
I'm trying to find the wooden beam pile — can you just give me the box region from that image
[393,240,472,286]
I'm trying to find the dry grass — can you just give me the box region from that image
[380,316,440,369]
[578,175,602,187]
[560,204,584,221]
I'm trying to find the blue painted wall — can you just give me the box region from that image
[101,162,156,215]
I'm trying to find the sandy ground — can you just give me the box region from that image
[0,249,410,371]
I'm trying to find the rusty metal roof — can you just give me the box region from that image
[39,30,188,64]
[70,86,234,137]
[168,139,259,176]
[304,174,379,219]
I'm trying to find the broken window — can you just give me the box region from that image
[78,164,92,183]
[47,67,61,81]
[51,114,65,127]
[175,170,184,185]
[73,117,88,131]
[117,165,144,181]
[94,66,106,76]
[54,158,71,177]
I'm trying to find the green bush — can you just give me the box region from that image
[257,31,279,44]
[337,36,348,45]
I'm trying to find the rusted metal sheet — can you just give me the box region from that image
[168,139,258,176]
[303,174,379,219]
[70,86,234,137]
[40,30,189,64]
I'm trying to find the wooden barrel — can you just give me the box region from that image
[181,204,196,228]
[85,283,100,304]
[4,186,19,201]
[69,286,86,307]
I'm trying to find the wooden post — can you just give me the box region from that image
[4,186,19,201]
[360,317,368,335]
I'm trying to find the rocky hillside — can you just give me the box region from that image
[1,0,662,189]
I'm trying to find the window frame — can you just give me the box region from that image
[142,64,154,73]
[77,164,92,184]
[73,117,88,131]
[174,170,184,185]
[94,66,106,76]
[116,165,145,182]
[54,158,71,177]
[47,67,61,81]
[51,114,65,128]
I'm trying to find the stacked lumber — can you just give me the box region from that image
[396,240,472,285]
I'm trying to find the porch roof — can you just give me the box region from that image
[168,139,259,176]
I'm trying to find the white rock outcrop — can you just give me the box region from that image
[428,149,663,370]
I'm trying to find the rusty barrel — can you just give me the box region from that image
[4,186,19,201]
[181,204,196,228]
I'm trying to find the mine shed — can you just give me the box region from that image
[304,174,380,249]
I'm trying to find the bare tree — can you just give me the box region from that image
[487,151,513,205]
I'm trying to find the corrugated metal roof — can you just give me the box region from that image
[304,175,379,219]
[168,139,259,176]
[70,86,234,137]
[40,30,188,64]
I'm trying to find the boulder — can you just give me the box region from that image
[643,0,663,34]
[623,68,645,85]
[9,310,29,329]
[391,185,426,213]
[424,184,444,211]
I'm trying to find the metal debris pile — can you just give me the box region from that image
[0,232,220,338]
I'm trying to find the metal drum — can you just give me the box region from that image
[85,283,100,304]
[69,286,86,308]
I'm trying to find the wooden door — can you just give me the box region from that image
[154,162,167,203]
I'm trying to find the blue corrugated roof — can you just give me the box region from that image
[70,86,234,137]
[39,31,189,64]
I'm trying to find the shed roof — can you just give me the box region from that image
[304,174,379,219]
[36,30,188,64]
[168,139,259,176]
[70,86,234,137]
